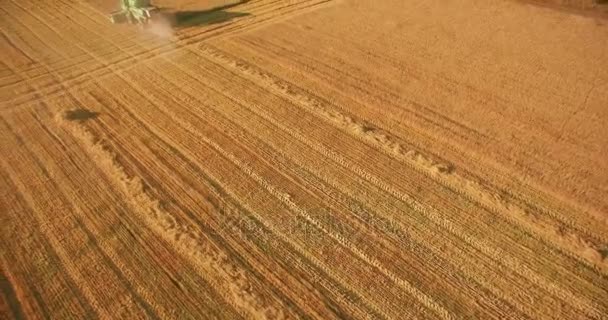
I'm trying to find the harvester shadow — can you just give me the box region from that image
[164,0,252,28]
[64,109,99,122]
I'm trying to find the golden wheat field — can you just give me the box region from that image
[1,0,608,318]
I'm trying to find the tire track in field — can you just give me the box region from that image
[101,59,448,316]
[137,53,597,319]
[28,107,232,319]
[0,172,64,319]
[55,111,291,320]
[1,9,380,316]
[132,59,540,318]
[229,34,498,173]
[2,6,350,316]
[0,171,88,319]
[173,46,605,317]
[0,0,139,106]
[81,66,412,319]
[235,35,488,142]
[5,0,607,317]
[127,47,600,318]
[0,4,101,108]
[0,269,25,319]
[3,0,336,106]
[37,102,248,319]
[189,120,453,320]
[85,119,353,320]
[188,32,605,276]
[1,9,242,317]
[91,25,604,316]
[0,28,34,66]
[1,0,171,104]
[77,87,387,320]
[186,40,605,280]
[145,46,604,316]
[4,110,176,319]
[80,92,331,320]
[134,53,549,318]
[0,22,119,303]
[0,116,104,319]
[2,0,186,110]
[77,87,390,320]
[58,109,290,319]
[195,43,608,273]
[213,30,603,232]
[0,32,36,101]
[105,46,460,317]
[248,14,608,234]
[225,34,604,225]
[45,48,343,317]
[121,31,604,316]
[0,2,105,73]
[28,8,450,318]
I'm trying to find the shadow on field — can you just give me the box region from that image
[164,0,251,28]
[64,109,99,122]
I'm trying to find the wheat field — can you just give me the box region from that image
[1,0,608,319]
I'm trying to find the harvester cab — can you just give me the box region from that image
[110,0,158,25]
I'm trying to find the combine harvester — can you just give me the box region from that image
[109,0,158,25]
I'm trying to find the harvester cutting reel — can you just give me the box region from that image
[110,0,158,25]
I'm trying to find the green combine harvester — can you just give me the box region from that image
[109,0,158,25]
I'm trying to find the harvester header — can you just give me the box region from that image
[110,0,158,25]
